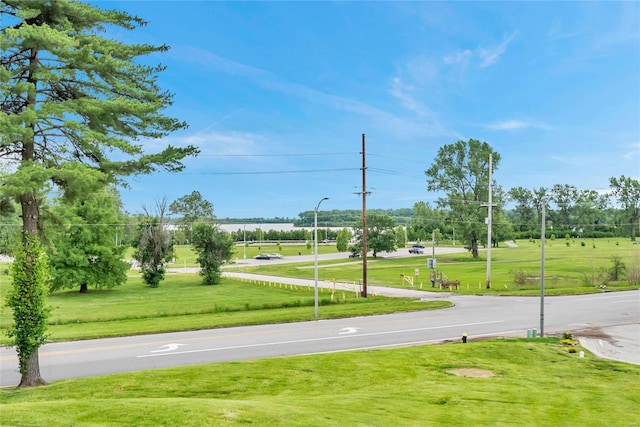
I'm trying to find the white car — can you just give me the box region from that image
[269,253,283,259]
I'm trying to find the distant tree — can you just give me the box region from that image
[609,176,640,241]
[410,202,444,242]
[395,225,407,248]
[549,184,578,230]
[336,228,351,252]
[508,187,536,233]
[47,187,129,293]
[426,139,500,258]
[169,191,215,242]
[0,0,197,386]
[133,199,173,287]
[351,213,397,257]
[191,223,234,285]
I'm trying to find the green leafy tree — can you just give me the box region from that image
[336,227,351,252]
[410,202,444,242]
[426,139,501,258]
[6,233,50,387]
[609,176,640,241]
[133,200,173,288]
[169,191,215,243]
[395,225,407,248]
[0,0,197,386]
[507,186,536,233]
[47,186,129,293]
[191,223,234,285]
[351,213,397,257]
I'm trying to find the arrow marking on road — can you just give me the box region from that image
[339,327,360,335]
[150,343,186,353]
[137,320,504,358]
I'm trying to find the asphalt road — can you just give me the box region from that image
[1,283,637,387]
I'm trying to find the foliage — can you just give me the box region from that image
[608,255,626,281]
[169,191,215,242]
[335,227,351,252]
[294,208,414,227]
[133,200,173,287]
[191,223,235,285]
[0,0,197,385]
[351,213,397,257]
[609,175,640,241]
[47,186,129,293]
[425,139,502,258]
[5,233,50,386]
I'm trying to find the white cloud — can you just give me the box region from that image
[479,31,518,68]
[485,119,552,131]
[443,49,472,65]
[623,142,640,159]
[388,77,433,117]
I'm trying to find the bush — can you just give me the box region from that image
[511,269,528,286]
[581,241,586,247]
[609,255,626,281]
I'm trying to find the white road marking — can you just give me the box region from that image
[137,320,503,358]
[150,343,186,353]
[339,327,360,335]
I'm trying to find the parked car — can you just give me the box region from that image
[254,253,271,260]
[269,253,282,259]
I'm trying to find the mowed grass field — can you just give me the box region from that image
[0,238,637,343]
[235,238,640,295]
[0,272,450,344]
[1,338,638,426]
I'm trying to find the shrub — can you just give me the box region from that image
[511,269,528,286]
[566,241,570,247]
[581,241,586,247]
[608,255,626,281]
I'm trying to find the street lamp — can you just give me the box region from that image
[314,197,329,319]
[243,224,247,259]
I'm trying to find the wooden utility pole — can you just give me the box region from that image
[361,133,368,298]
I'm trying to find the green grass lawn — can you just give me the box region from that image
[234,238,640,295]
[1,338,638,426]
[0,273,450,344]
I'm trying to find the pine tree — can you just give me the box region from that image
[0,0,197,387]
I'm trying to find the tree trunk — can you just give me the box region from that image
[16,46,46,387]
[18,348,47,388]
[471,236,479,258]
[80,283,88,293]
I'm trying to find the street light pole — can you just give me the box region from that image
[314,197,329,319]
[243,224,246,259]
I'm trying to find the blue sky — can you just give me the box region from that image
[103,1,639,219]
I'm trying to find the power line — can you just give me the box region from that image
[182,167,359,175]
